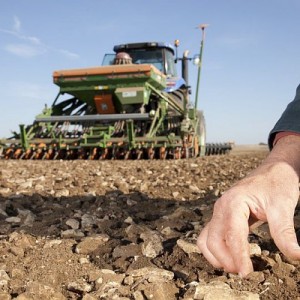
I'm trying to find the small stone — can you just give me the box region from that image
[61,229,84,239]
[123,275,134,285]
[214,189,220,196]
[140,182,148,192]
[161,226,176,236]
[55,190,70,197]
[0,270,9,281]
[172,191,179,198]
[66,218,80,230]
[81,214,97,230]
[194,281,230,300]
[0,209,7,217]
[0,188,10,194]
[140,231,164,258]
[23,213,36,227]
[9,232,34,246]
[126,199,137,206]
[261,250,270,256]
[75,235,109,254]
[128,267,174,282]
[95,269,125,290]
[194,281,260,300]
[112,243,141,258]
[43,240,62,248]
[98,269,115,275]
[124,216,133,224]
[5,217,21,223]
[189,185,200,193]
[249,243,261,256]
[67,281,92,293]
[79,257,90,264]
[274,253,282,263]
[114,181,129,193]
[142,282,178,300]
[133,290,144,300]
[177,239,200,255]
[34,184,44,191]
[19,181,33,189]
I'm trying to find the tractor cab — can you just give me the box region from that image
[102,42,186,93]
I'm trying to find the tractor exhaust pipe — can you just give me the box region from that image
[182,50,190,86]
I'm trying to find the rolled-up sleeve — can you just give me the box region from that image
[268,84,300,149]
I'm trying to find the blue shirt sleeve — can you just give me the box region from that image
[268,84,300,149]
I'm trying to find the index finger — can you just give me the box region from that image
[223,208,254,276]
[208,198,253,276]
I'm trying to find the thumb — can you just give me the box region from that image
[267,206,300,260]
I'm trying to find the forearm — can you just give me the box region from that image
[263,135,300,179]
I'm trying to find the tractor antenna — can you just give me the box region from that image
[194,23,209,110]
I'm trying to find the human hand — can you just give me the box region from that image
[197,159,300,277]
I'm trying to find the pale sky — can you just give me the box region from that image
[1,0,300,144]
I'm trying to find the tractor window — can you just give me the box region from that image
[102,51,163,70]
[128,49,164,72]
[164,49,177,77]
[102,49,177,78]
[102,54,115,66]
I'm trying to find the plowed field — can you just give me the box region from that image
[0,145,299,299]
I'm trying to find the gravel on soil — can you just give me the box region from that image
[0,148,299,299]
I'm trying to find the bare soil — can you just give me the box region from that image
[0,145,299,299]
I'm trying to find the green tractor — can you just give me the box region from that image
[1,25,231,159]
